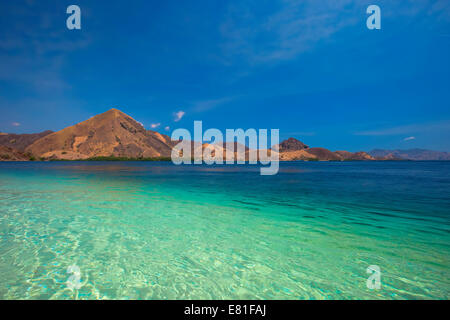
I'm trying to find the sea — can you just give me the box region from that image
[0,161,448,299]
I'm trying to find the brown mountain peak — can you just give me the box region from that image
[92,108,131,121]
[25,109,175,160]
[278,137,309,152]
[104,108,125,116]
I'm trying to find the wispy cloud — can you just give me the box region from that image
[0,2,90,95]
[11,122,20,127]
[355,120,450,136]
[403,136,416,141]
[191,96,236,112]
[174,111,185,122]
[219,0,449,65]
[283,131,316,137]
[219,0,359,64]
[151,123,161,129]
[165,126,170,131]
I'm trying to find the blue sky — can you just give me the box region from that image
[1,0,449,151]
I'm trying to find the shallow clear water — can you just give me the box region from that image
[0,161,449,300]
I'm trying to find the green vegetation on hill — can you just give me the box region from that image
[85,156,172,161]
[45,156,172,162]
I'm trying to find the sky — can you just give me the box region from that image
[0,0,450,152]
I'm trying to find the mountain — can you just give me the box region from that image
[277,138,374,161]
[305,147,342,161]
[26,109,175,160]
[2,111,449,162]
[335,150,375,161]
[369,149,450,161]
[278,137,309,152]
[0,130,53,152]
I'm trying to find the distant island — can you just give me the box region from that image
[1,109,449,162]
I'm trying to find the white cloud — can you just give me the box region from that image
[404,136,416,141]
[151,123,161,129]
[165,126,170,131]
[174,111,185,122]
[11,122,20,127]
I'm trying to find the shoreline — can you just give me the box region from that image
[3,159,450,163]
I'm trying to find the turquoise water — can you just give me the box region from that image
[0,161,449,300]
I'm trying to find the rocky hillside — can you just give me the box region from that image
[1,110,448,161]
[335,151,375,161]
[278,137,309,152]
[0,130,53,152]
[0,145,30,161]
[26,109,176,160]
[278,138,374,161]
